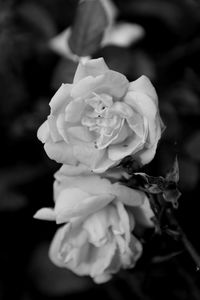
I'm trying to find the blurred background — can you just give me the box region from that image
[0,0,200,299]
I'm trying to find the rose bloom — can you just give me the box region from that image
[38,58,163,172]
[34,166,154,283]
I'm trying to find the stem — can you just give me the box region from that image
[166,208,200,269]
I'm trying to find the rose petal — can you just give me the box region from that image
[130,197,154,227]
[37,120,50,143]
[125,91,157,119]
[54,174,115,197]
[73,58,109,83]
[129,75,158,105]
[44,140,77,165]
[108,133,144,161]
[47,115,63,142]
[49,84,72,114]
[55,164,91,177]
[65,99,85,123]
[55,188,114,223]
[73,143,106,169]
[49,224,71,268]
[33,208,56,221]
[67,126,93,142]
[83,208,110,246]
[111,183,145,207]
[71,70,129,99]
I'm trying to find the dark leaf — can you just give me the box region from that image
[163,188,181,209]
[165,156,179,183]
[69,0,108,56]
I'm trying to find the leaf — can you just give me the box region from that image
[68,0,108,56]
[18,2,56,39]
[165,156,179,183]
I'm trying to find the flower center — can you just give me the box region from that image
[81,93,123,149]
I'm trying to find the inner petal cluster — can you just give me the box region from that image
[81,93,124,149]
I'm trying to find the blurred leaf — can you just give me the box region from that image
[29,243,92,295]
[69,0,108,56]
[185,131,200,161]
[18,2,56,40]
[166,157,179,183]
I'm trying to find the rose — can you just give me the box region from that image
[48,201,142,283]
[34,167,154,283]
[38,57,163,172]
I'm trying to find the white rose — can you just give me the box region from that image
[38,58,163,172]
[34,167,154,283]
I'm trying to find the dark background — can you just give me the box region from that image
[0,0,200,299]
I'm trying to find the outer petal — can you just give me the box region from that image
[37,120,50,143]
[49,224,71,268]
[33,207,56,221]
[73,58,109,83]
[124,91,157,119]
[54,164,91,177]
[108,133,145,161]
[71,70,129,99]
[55,188,114,223]
[44,140,77,165]
[49,83,72,115]
[136,117,162,164]
[72,143,106,170]
[111,183,146,207]
[130,196,154,227]
[129,75,158,105]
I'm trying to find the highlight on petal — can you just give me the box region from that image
[37,120,50,143]
[33,207,56,221]
[55,188,114,223]
[73,58,109,83]
[129,75,158,105]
